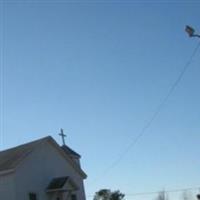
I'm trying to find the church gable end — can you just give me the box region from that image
[0,136,87,179]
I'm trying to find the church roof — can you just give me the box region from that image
[47,176,69,190]
[0,136,87,178]
[46,176,78,192]
[0,137,42,172]
[61,145,81,158]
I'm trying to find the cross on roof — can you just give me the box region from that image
[59,128,66,146]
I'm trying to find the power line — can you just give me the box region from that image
[86,186,200,197]
[0,0,5,149]
[90,41,200,184]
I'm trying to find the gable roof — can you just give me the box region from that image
[47,176,69,190]
[0,137,43,172]
[61,145,81,158]
[46,176,79,192]
[0,136,87,178]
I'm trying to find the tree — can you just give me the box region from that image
[182,190,192,200]
[94,189,125,200]
[110,190,125,200]
[156,191,168,200]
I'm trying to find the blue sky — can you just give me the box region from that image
[0,1,200,200]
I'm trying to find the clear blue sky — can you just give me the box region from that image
[0,1,200,200]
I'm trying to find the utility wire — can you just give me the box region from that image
[90,41,200,184]
[86,186,200,197]
[0,0,5,149]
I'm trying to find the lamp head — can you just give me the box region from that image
[185,25,195,37]
[197,194,200,200]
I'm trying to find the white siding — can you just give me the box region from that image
[15,141,86,200]
[0,173,15,200]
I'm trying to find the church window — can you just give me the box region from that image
[29,193,37,200]
[71,194,77,200]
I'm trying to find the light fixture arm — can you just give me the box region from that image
[185,25,200,38]
[191,34,200,38]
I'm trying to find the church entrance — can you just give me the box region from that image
[48,191,72,200]
[46,176,78,200]
[50,192,63,200]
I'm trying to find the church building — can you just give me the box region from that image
[0,132,87,200]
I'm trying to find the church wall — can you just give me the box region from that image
[15,141,86,200]
[0,172,16,200]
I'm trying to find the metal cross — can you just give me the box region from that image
[59,128,66,145]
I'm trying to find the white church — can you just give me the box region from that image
[0,131,87,200]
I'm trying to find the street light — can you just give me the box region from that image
[185,25,200,38]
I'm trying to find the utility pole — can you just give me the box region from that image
[185,26,200,200]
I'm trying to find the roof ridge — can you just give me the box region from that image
[0,136,52,153]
